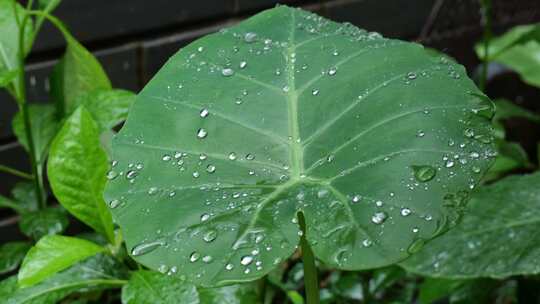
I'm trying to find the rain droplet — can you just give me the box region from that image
[239,61,247,69]
[407,72,417,80]
[312,89,319,96]
[189,251,200,262]
[445,160,455,168]
[240,255,254,266]
[148,187,158,195]
[371,212,387,225]
[203,230,217,242]
[222,68,234,77]
[244,32,257,43]
[200,108,209,118]
[206,165,216,173]
[106,170,118,180]
[202,255,213,263]
[126,170,138,179]
[109,199,121,209]
[197,128,208,139]
[228,152,237,160]
[200,213,210,222]
[245,154,255,160]
[226,263,234,270]
[412,165,436,182]
[401,208,411,216]
[328,67,337,76]
[131,239,166,256]
[362,239,372,247]
[352,195,361,203]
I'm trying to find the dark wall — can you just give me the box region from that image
[1,0,539,197]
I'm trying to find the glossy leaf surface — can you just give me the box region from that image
[74,89,136,131]
[401,172,540,278]
[105,6,495,286]
[48,107,115,242]
[18,235,104,287]
[121,270,199,304]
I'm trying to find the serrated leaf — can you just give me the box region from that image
[18,208,69,240]
[18,235,104,287]
[6,254,127,304]
[401,172,540,278]
[51,35,111,117]
[74,89,136,131]
[48,107,115,242]
[105,6,495,286]
[121,270,199,304]
[12,104,59,167]
[0,242,31,275]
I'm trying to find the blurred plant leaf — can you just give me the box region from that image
[0,68,18,88]
[121,270,199,304]
[18,207,69,240]
[476,23,540,87]
[5,254,127,304]
[401,172,540,278]
[48,107,115,242]
[0,0,33,77]
[0,242,31,275]
[198,284,261,304]
[37,0,61,12]
[50,35,111,117]
[419,278,467,304]
[74,89,136,131]
[483,139,531,181]
[11,182,38,213]
[0,194,23,213]
[12,104,60,168]
[18,235,104,287]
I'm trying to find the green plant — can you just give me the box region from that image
[0,2,539,304]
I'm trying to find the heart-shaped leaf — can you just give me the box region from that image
[400,172,540,278]
[105,6,495,286]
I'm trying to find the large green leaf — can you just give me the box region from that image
[48,107,115,242]
[105,6,495,286]
[51,35,111,116]
[0,242,31,275]
[476,23,540,88]
[18,235,104,287]
[401,172,540,278]
[5,254,127,304]
[18,208,69,240]
[74,89,136,131]
[12,104,59,166]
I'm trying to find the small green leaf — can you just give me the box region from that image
[493,99,540,123]
[18,208,69,240]
[12,104,60,167]
[11,182,38,213]
[105,6,495,286]
[0,0,33,73]
[74,89,136,131]
[418,278,466,304]
[121,270,199,304]
[0,68,18,87]
[476,23,540,88]
[7,254,127,304]
[0,242,31,274]
[198,284,262,304]
[48,107,115,242]
[18,235,104,287]
[51,35,111,117]
[401,172,540,278]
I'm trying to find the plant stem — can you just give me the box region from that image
[15,3,46,209]
[298,212,319,304]
[479,0,492,92]
[0,164,33,179]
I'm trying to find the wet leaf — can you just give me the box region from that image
[6,254,127,304]
[18,207,69,240]
[48,107,115,242]
[105,6,495,286]
[18,235,105,287]
[0,242,31,275]
[401,172,540,278]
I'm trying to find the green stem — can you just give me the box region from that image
[298,212,319,304]
[479,0,492,92]
[15,2,46,209]
[0,164,33,179]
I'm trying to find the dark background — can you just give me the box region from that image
[1,0,539,210]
